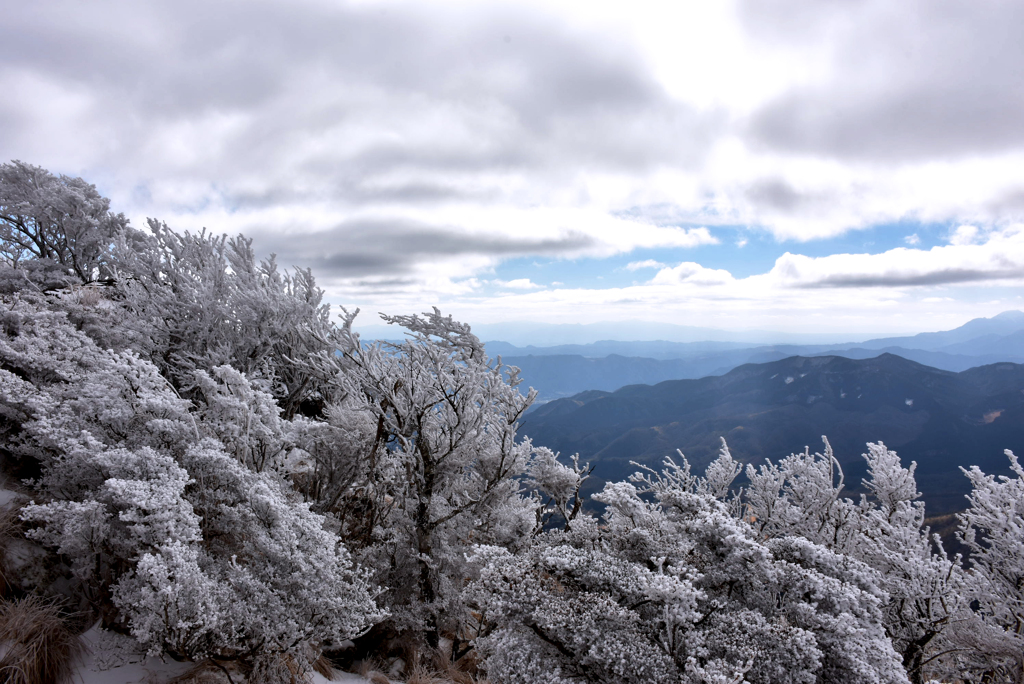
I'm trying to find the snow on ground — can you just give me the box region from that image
[74,625,373,684]
[76,626,192,684]
[0,486,20,507]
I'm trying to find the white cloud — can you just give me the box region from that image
[494,278,543,290]
[651,262,735,286]
[950,225,980,246]
[904,233,920,245]
[765,226,1024,288]
[626,259,667,270]
[412,226,1024,334]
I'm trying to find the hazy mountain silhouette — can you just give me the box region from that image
[858,310,1024,351]
[495,311,1024,401]
[520,354,1024,515]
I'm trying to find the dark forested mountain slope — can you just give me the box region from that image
[521,354,1024,514]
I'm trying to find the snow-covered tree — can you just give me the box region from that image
[112,221,336,417]
[744,440,967,684]
[111,440,385,671]
[0,163,336,418]
[0,161,133,282]
[307,308,542,648]
[16,162,1024,682]
[2,291,384,675]
[955,451,1024,682]
[466,448,908,684]
[527,447,592,533]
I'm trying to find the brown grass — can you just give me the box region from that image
[349,643,491,684]
[0,596,86,684]
[312,653,335,681]
[355,657,385,677]
[395,647,482,684]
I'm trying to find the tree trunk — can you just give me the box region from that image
[902,632,935,684]
[415,447,440,649]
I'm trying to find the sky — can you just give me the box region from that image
[3,0,1024,338]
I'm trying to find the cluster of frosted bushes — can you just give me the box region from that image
[1,161,1023,684]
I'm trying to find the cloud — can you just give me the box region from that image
[766,227,1024,288]
[904,233,920,246]
[741,0,1024,161]
[495,278,543,290]
[246,218,598,279]
[0,0,716,198]
[626,259,667,271]
[949,225,980,246]
[6,0,1024,326]
[744,178,833,213]
[651,262,735,286]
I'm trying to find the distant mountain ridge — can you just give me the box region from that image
[520,354,1024,515]
[491,311,1024,401]
[858,310,1024,351]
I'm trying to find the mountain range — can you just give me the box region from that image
[493,311,1024,401]
[520,353,1024,516]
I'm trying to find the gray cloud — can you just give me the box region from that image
[795,267,1023,289]
[740,0,1024,161]
[988,187,1024,219]
[0,1,714,200]
[744,178,835,213]
[250,218,596,278]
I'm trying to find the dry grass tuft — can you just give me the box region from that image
[398,647,480,684]
[404,670,447,684]
[312,653,335,680]
[0,596,86,684]
[355,657,384,677]
[353,656,393,684]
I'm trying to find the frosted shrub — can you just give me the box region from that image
[113,221,335,416]
[110,541,227,658]
[744,440,967,683]
[3,294,384,673]
[22,443,201,587]
[102,441,387,667]
[954,451,1024,681]
[188,365,289,472]
[308,308,542,646]
[467,448,908,684]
